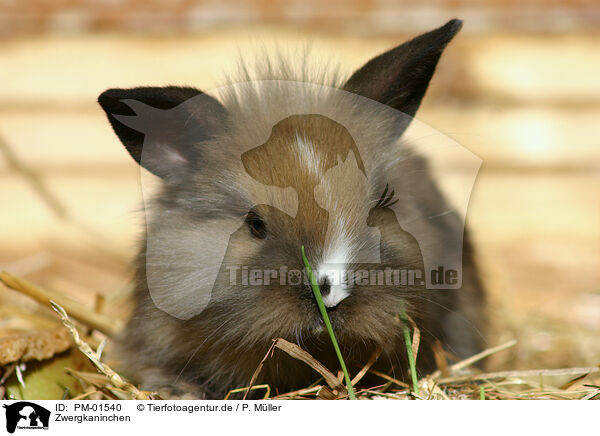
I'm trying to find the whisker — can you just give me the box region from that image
[175,318,231,383]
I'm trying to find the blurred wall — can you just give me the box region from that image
[2,0,599,36]
[0,1,598,369]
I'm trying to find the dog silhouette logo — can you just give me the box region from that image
[3,402,50,433]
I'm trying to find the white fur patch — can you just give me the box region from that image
[322,283,350,308]
[318,243,352,308]
[295,132,322,178]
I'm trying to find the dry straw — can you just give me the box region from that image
[1,271,599,400]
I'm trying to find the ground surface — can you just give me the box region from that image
[0,28,598,375]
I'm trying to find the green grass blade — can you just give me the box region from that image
[301,246,356,400]
[399,306,420,395]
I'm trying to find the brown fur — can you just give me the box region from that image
[99,20,487,399]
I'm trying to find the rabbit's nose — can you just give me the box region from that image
[319,276,350,308]
[319,277,331,295]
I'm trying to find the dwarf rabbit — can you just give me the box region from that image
[98,19,486,399]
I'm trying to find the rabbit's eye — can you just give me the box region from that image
[246,212,267,239]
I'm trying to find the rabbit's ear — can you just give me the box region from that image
[343,19,462,122]
[98,86,227,182]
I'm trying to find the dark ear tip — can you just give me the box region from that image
[97,88,122,111]
[445,18,463,35]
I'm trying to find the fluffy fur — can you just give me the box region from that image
[98,19,486,399]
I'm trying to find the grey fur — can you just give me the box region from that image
[99,21,486,399]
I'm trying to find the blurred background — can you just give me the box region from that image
[0,0,598,372]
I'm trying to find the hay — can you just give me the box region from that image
[0,271,122,336]
[50,301,157,400]
[0,271,598,400]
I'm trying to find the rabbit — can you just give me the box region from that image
[98,19,486,399]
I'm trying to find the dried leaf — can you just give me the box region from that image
[0,327,71,365]
[4,351,88,400]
